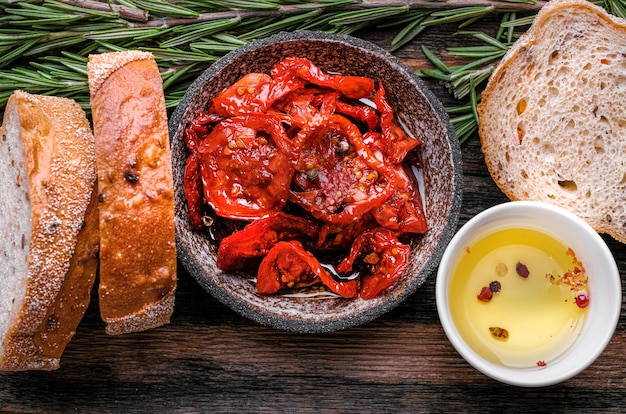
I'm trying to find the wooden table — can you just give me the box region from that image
[2,16,625,413]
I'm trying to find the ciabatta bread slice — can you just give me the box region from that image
[0,91,98,371]
[88,51,177,335]
[478,0,626,243]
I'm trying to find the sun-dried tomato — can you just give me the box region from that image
[197,113,297,220]
[257,241,357,298]
[209,73,274,117]
[270,57,375,99]
[183,57,428,299]
[372,83,422,164]
[217,212,320,272]
[337,227,410,299]
[289,115,395,225]
[370,162,427,234]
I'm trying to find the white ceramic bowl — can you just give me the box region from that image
[436,201,621,387]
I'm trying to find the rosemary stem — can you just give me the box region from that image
[105,1,547,28]
[54,0,149,22]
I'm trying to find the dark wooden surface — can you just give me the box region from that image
[2,19,626,413]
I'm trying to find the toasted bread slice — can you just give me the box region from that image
[88,51,177,335]
[478,0,626,243]
[0,91,99,370]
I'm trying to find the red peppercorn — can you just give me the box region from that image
[477,286,493,302]
[575,291,589,308]
[516,261,530,278]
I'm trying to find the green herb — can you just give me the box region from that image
[0,0,625,144]
[416,12,524,143]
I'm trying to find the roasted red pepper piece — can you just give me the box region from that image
[198,113,297,220]
[257,241,357,298]
[337,227,410,299]
[271,57,375,99]
[217,212,320,272]
[373,83,422,164]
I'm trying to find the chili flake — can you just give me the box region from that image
[546,247,590,308]
[477,286,493,302]
[536,360,547,367]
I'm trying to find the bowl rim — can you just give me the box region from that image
[435,200,621,386]
[169,30,464,333]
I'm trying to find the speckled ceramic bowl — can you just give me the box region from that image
[169,31,463,333]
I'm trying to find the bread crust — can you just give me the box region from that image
[0,91,98,370]
[478,0,626,243]
[88,51,177,335]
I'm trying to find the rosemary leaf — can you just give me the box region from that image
[378,10,429,28]
[212,32,247,45]
[0,69,76,88]
[445,103,474,115]
[416,68,452,82]
[198,0,281,10]
[603,0,626,18]
[23,36,86,57]
[45,0,122,19]
[189,38,243,54]
[499,15,536,27]
[85,26,166,41]
[390,12,429,52]
[0,38,39,68]
[0,30,48,46]
[294,0,357,9]
[420,45,451,74]
[457,30,508,50]
[159,18,240,48]
[327,7,409,26]
[239,10,321,40]
[333,20,369,35]
[420,6,494,26]
[469,75,479,125]
[142,47,218,64]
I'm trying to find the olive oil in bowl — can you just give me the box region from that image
[448,227,589,369]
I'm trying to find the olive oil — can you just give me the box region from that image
[448,227,589,369]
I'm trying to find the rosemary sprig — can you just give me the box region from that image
[4,1,462,111]
[417,12,525,143]
[0,0,625,146]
